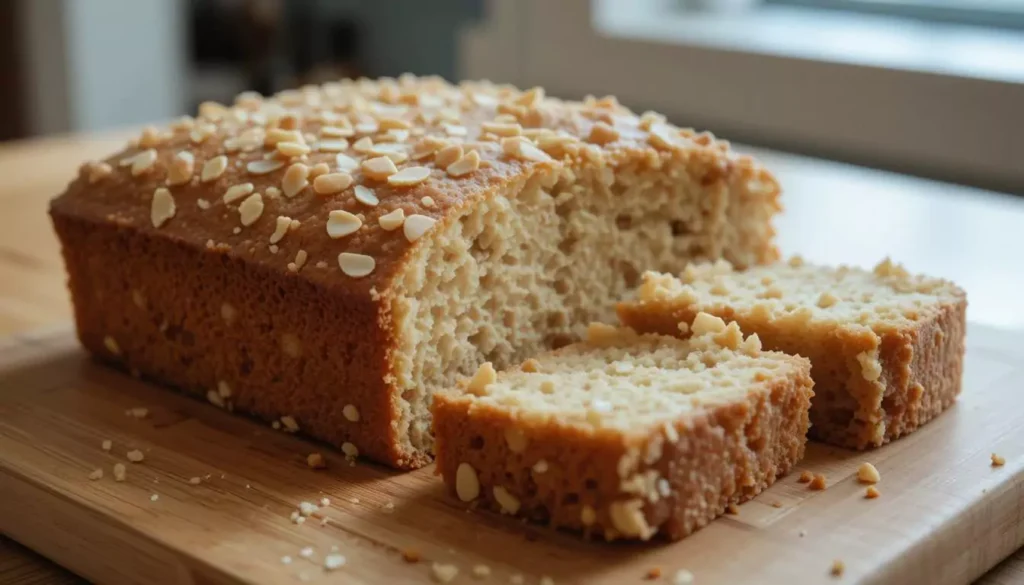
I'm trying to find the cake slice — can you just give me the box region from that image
[618,257,967,449]
[431,316,813,541]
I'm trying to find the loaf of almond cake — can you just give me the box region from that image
[49,76,780,468]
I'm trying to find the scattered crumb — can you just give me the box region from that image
[799,530,807,538]
[272,421,281,430]
[101,439,112,451]
[320,497,331,507]
[992,453,1006,467]
[113,463,127,482]
[770,501,783,508]
[281,556,292,565]
[431,563,459,583]
[88,468,104,481]
[127,449,145,463]
[857,462,881,484]
[150,494,159,502]
[540,577,554,585]
[472,564,492,578]
[402,549,421,563]
[383,501,395,512]
[298,502,318,517]
[349,497,360,504]
[725,503,739,515]
[809,474,827,490]
[673,570,695,585]
[798,471,814,483]
[307,453,327,469]
[189,477,201,485]
[831,559,845,577]
[324,553,346,571]
[510,575,525,585]
[865,486,881,499]
[300,547,314,558]
[125,407,149,419]
[645,567,662,580]
[320,517,329,527]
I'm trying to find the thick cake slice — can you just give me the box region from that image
[49,76,780,468]
[432,317,813,541]
[618,258,967,449]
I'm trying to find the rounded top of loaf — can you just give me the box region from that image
[50,75,772,297]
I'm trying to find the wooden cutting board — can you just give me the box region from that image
[1,324,1022,585]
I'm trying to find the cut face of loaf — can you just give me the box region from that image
[432,318,813,541]
[48,77,780,468]
[618,257,967,449]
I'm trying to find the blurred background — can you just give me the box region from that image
[1,0,1022,193]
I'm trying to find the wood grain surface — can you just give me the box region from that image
[0,323,1022,585]
[1,131,1023,584]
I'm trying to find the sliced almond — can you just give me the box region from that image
[378,208,405,231]
[326,210,362,238]
[201,155,229,182]
[313,172,354,195]
[388,166,431,187]
[338,253,375,278]
[354,185,379,207]
[403,214,436,242]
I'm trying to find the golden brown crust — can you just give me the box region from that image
[48,76,781,468]
[432,349,812,541]
[618,261,967,449]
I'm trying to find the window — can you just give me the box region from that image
[767,0,1024,29]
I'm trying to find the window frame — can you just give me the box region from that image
[764,0,1024,30]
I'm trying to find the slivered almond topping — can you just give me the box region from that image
[269,217,291,244]
[456,463,480,502]
[481,121,522,137]
[342,404,360,422]
[493,486,521,515]
[515,86,545,107]
[338,253,375,278]
[247,159,285,175]
[313,172,354,195]
[316,139,349,153]
[85,161,113,183]
[309,162,330,179]
[378,116,411,131]
[266,128,303,145]
[446,150,481,177]
[352,136,374,153]
[326,210,362,238]
[335,153,360,172]
[403,214,436,242]
[277,141,311,157]
[588,122,620,145]
[501,136,551,162]
[131,149,159,176]
[166,152,195,186]
[138,126,164,148]
[223,183,255,204]
[354,185,379,207]
[388,166,430,187]
[443,124,467,136]
[282,163,310,197]
[648,123,683,150]
[369,142,410,163]
[200,155,228,182]
[435,144,464,169]
[361,156,398,181]
[238,193,264,226]
[321,126,354,138]
[411,136,447,160]
[151,188,176,227]
[378,208,405,231]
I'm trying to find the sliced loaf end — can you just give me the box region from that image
[618,257,967,449]
[432,315,813,541]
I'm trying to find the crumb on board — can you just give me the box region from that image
[831,560,845,577]
[88,468,104,481]
[189,477,201,485]
[401,548,421,563]
[113,463,127,482]
[127,449,145,463]
[673,569,695,584]
[725,503,740,515]
[809,474,827,490]
[865,485,881,499]
[857,462,880,484]
[101,439,112,451]
[307,452,327,469]
[472,564,492,578]
[798,530,807,538]
[798,470,814,483]
[644,567,662,580]
[770,501,783,508]
[991,453,1006,467]
[431,562,459,583]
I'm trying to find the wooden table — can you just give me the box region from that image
[0,131,1022,584]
